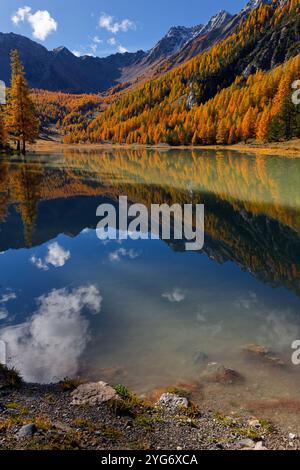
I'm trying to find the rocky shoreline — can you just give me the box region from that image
[0,371,299,451]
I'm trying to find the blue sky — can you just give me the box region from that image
[1,1,247,57]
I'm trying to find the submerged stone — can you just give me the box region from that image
[242,344,285,367]
[193,350,209,365]
[201,362,244,385]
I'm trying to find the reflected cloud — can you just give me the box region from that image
[258,311,300,351]
[0,285,102,383]
[162,288,186,303]
[0,309,8,321]
[109,248,141,262]
[235,291,258,310]
[233,291,300,351]
[195,309,223,337]
[0,289,17,321]
[30,242,71,270]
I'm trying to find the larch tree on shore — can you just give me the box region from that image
[0,107,5,149]
[5,50,39,154]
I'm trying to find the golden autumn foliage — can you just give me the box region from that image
[2,148,300,291]
[0,106,6,149]
[31,90,104,135]
[2,1,299,148]
[56,0,300,146]
[5,50,39,153]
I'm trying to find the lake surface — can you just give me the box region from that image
[1,148,300,427]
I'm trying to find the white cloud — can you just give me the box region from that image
[72,50,82,57]
[107,38,128,54]
[162,288,186,303]
[93,36,103,44]
[29,11,58,40]
[108,37,117,46]
[109,248,140,262]
[11,6,58,41]
[118,45,128,53]
[99,13,136,34]
[89,35,104,56]
[31,242,70,271]
[11,6,31,25]
[0,285,102,383]
[90,43,98,55]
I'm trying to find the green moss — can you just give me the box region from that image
[6,402,28,416]
[128,439,151,451]
[101,425,123,439]
[73,418,97,431]
[34,415,52,431]
[135,416,155,430]
[213,411,232,426]
[182,402,201,419]
[258,419,273,433]
[23,433,82,450]
[108,390,149,418]
[234,418,272,441]
[173,414,198,427]
[235,427,262,441]
[43,394,55,404]
[114,384,132,399]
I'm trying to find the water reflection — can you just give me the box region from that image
[1,285,102,383]
[0,149,299,397]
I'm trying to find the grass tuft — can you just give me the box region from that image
[0,363,22,389]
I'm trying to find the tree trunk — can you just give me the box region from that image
[17,139,20,153]
[22,138,26,155]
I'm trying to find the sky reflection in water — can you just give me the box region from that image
[0,149,299,397]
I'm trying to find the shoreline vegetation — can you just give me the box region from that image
[0,366,298,451]
[27,138,300,158]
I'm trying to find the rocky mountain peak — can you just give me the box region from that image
[199,10,233,35]
[53,46,71,54]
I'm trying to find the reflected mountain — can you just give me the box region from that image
[1,148,300,296]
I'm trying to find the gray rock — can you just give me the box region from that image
[156,393,189,411]
[17,424,37,439]
[237,438,255,449]
[254,441,268,451]
[52,420,72,432]
[71,381,117,406]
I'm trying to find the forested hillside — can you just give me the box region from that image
[2,0,300,149]
[60,0,300,146]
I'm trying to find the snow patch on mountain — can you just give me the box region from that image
[242,0,273,13]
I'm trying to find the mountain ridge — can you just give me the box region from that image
[0,1,270,93]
